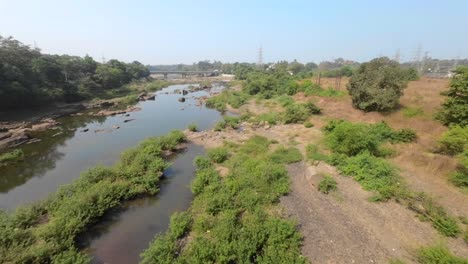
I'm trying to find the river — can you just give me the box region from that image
[0,83,224,262]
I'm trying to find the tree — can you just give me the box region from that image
[347,57,409,112]
[436,66,468,127]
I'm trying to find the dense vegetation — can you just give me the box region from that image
[435,67,468,191]
[436,66,468,127]
[347,57,414,112]
[0,36,149,110]
[141,136,306,263]
[0,130,185,263]
[319,120,462,237]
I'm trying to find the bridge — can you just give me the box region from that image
[150,70,220,79]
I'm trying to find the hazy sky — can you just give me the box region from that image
[1,0,467,64]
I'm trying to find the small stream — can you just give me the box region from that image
[0,84,223,210]
[80,144,203,264]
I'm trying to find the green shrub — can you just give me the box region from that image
[276,95,295,107]
[347,57,409,112]
[206,90,249,111]
[318,175,337,194]
[417,244,468,264]
[118,94,138,106]
[406,193,461,237]
[269,147,302,164]
[256,112,281,125]
[402,107,424,117]
[436,66,468,127]
[325,121,381,156]
[306,144,328,161]
[223,116,241,129]
[330,152,401,201]
[283,103,309,124]
[187,123,198,132]
[304,121,313,128]
[0,149,24,166]
[193,156,212,170]
[207,147,229,163]
[168,212,192,238]
[214,120,226,131]
[303,101,321,114]
[391,128,417,143]
[142,136,306,263]
[449,149,468,190]
[324,120,415,156]
[437,126,468,155]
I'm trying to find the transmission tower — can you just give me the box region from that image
[257,46,263,67]
[394,49,401,63]
[412,44,423,73]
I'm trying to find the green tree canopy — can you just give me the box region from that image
[347,57,409,112]
[436,66,468,127]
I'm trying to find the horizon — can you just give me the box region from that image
[1,0,468,64]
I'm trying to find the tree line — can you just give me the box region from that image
[0,36,149,110]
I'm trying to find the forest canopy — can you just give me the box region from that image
[0,36,149,110]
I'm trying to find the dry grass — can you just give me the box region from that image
[230,77,466,215]
[293,78,467,216]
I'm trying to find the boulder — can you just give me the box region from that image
[182,89,188,95]
[178,97,186,103]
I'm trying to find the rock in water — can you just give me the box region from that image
[178,97,186,103]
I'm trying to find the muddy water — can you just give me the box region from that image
[0,84,223,210]
[79,144,203,264]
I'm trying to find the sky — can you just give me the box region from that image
[1,0,467,64]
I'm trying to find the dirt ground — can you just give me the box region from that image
[185,78,468,263]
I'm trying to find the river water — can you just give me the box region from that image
[0,84,222,210]
[0,84,224,262]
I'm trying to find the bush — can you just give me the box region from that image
[168,212,192,238]
[214,120,226,131]
[347,57,409,112]
[0,149,24,166]
[417,244,467,264]
[306,144,328,161]
[303,101,321,114]
[207,147,229,163]
[304,121,313,128]
[269,147,302,164]
[318,175,337,194]
[449,149,468,190]
[206,90,249,111]
[187,123,198,132]
[402,106,424,117]
[256,112,281,125]
[330,152,401,201]
[283,103,309,124]
[142,136,306,263]
[391,128,417,143]
[324,120,415,156]
[436,66,468,127]
[437,126,468,155]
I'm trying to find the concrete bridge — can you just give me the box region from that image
[150,70,220,79]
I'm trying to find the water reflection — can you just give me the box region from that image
[0,84,222,210]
